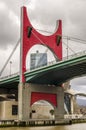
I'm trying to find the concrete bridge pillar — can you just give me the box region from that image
[18,83,23,121]
[18,83,31,121]
[70,95,74,114]
[18,83,64,121]
[54,87,64,120]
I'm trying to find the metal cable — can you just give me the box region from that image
[63,41,77,55]
[32,31,59,64]
[36,28,86,44]
[0,39,20,76]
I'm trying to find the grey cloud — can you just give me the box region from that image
[0,1,19,49]
[65,0,86,39]
[28,0,66,26]
[71,77,86,86]
[26,0,86,40]
[1,0,86,49]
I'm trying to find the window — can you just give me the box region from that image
[12,105,18,115]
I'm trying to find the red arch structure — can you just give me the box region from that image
[21,6,62,82]
[31,92,57,107]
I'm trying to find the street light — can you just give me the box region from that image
[10,61,12,76]
[67,36,70,59]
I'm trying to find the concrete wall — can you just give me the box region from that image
[0,100,18,120]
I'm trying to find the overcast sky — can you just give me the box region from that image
[0,0,86,93]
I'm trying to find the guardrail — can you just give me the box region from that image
[0,72,19,81]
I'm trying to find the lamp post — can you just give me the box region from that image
[67,37,68,59]
[67,36,70,59]
[10,61,12,76]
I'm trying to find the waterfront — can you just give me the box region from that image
[0,123,86,130]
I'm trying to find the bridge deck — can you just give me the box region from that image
[0,53,86,89]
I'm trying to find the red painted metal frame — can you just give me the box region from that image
[21,6,62,82]
[31,92,57,107]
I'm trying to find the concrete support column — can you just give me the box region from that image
[70,95,74,114]
[18,83,23,121]
[54,87,64,120]
[18,83,31,121]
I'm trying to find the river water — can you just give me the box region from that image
[0,123,86,130]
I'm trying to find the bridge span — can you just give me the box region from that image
[0,51,86,88]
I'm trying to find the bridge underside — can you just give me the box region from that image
[26,62,86,85]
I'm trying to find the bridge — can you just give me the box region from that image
[0,51,86,88]
[0,6,86,125]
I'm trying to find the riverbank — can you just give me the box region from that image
[0,118,86,127]
[72,118,86,124]
[0,119,70,127]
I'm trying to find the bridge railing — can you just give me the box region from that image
[0,72,19,81]
[63,50,86,61]
[0,50,86,81]
[47,50,86,66]
[24,49,86,74]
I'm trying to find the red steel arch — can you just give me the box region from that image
[21,6,62,82]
